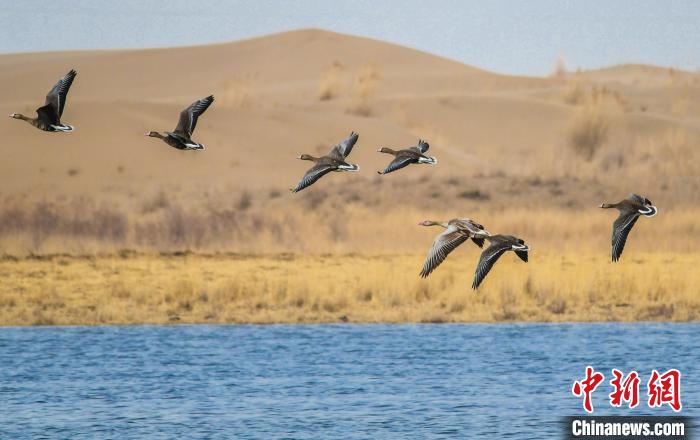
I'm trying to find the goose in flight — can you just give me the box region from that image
[471,234,529,290]
[419,218,489,278]
[10,69,77,132]
[377,140,437,175]
[600,194,657,262]
[146,95,214,150]
[290,132,360,193]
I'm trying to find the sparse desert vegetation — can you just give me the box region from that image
[1,183,698,255]
[567,101,610,160]
[317,63,343,100]
[347,63,380,116]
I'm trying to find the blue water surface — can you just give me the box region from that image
[0,323,697,439]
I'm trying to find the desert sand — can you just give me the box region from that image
[1,29,699,324]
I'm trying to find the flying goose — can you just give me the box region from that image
[10,69,77,132]
[377,140,437,175]
[419,218,489,278]
[290,132,360,193]
[471,233,529,290]
[600,194,657,262]
[146,95,214,150]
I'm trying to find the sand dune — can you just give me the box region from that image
[0,28,699,255]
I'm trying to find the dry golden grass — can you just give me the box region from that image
[1,251,698,325]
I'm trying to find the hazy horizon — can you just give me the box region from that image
[1,0,698,76]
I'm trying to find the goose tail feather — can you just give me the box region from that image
[338,163,359,172]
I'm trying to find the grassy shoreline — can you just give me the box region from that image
[1,252,698,326]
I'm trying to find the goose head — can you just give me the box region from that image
[418,220,449,228]
[145,131,160,137]
[9,113,23,119]
[297,154,317,161]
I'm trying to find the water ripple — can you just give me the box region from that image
[0,323,697,438]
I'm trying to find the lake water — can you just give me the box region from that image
[1,323,697,439]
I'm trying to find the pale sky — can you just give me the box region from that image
[1,0,697,76]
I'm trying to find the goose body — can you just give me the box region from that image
[600,193,657,262]
[147,95,214,150]
[291,132,360,193]
[377,140,437,175]
[419,218,489,278]
[10,69,77,132]
[471,234,529,290]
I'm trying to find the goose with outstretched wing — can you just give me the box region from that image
[146,95,214,150]
[291,132,360,193]
[600,194,657,262]
[10,69,77,132]
[377,139,437,175]
[418,218,489,278]
[471,234,529,290]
